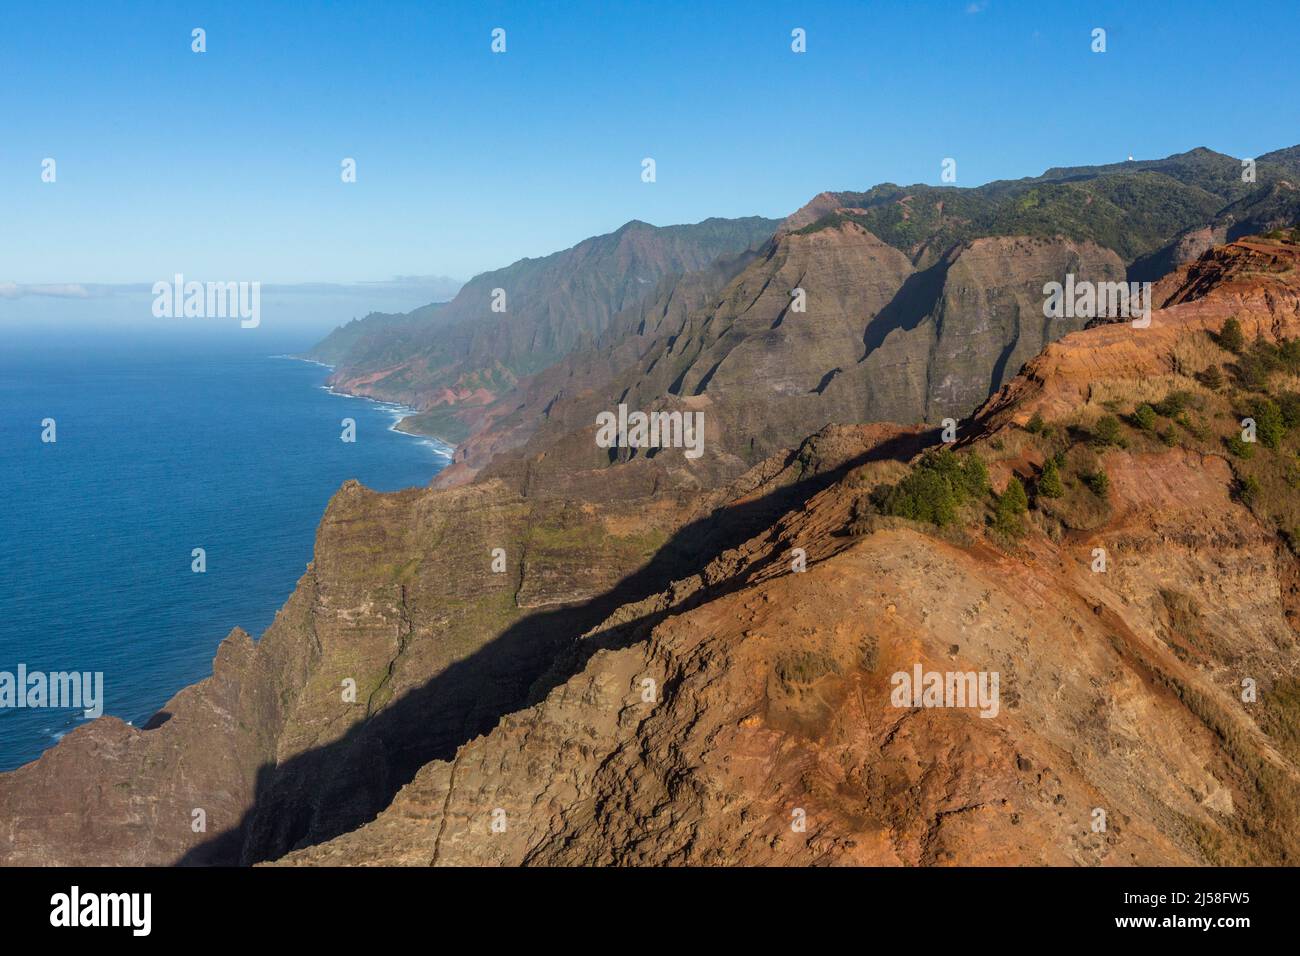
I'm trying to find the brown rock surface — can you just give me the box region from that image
[0,422,902,865]
[279,445,1298,865]
[977,236,1300,431]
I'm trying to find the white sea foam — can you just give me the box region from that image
[272,353,335,370]
[283,356,455,461]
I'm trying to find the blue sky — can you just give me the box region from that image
[2,0,1296,285]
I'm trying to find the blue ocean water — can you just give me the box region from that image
[0,332,449,771]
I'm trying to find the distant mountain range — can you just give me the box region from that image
[426,145,1300,485]
[304,216,779,440]
[310,146,1300,480]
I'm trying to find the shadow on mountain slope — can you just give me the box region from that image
[179,430,930,865]
[860,255,951,359]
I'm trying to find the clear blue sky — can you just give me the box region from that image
[2,0,1296,284]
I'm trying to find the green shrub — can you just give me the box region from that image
[1247,336,1300,377]
[1004,475,1029,512]
[1175,412,1210,440]
[886,468,958,526]
[775,650,839,686]
[1092,414,1126,447]
[1235,338,1286,392]
[1153,391,1195,416]
[921,446,990,497]
[1278,392,1300,429]
[1200,365,1225,390]
[1083,470,1110,498]
[877,447,988,527]
[1159,428,1177,447]
[1237,358,1271,392]
[954,452,991,499]
[1025,412,1045,434]
[1225,434,1256,459]
[1219,317,1245,354]
[1279,338,1300,374]
[1251,397,1286,449]
[1239,475,1261,506]
[1134,403,1158,431]
[1037,458,1065,498]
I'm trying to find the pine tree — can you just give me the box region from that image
[993,476,1029,535]
[1219,317,1245,354]
[1084,470,1110,498]
[1038,458,1064,498]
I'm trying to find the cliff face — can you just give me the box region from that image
[278,482,1295,866]
[977,236,1300,429]
[430,246,764,486]
[1129,179,1300,282]
[312,145,1299,460]
[441,224,1123,487]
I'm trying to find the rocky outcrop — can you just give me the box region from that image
[432,246,763,485]
[1129,180,1300,282]
[978,236,1300,430]
[278,499,1294,865]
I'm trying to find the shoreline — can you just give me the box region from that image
[276,355,456,462]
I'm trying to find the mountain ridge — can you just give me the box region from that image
[306,215,780,442]
[319,145,1300,467]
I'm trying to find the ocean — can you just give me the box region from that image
[0,331,449,771]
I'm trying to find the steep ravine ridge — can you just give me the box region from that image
[306,216,780,443]
[3,231,1299,866]
[431,146,1300,485]
[311,147,1300,462]
[440,227,1124,488]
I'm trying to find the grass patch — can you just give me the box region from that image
[774,650,840,688]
